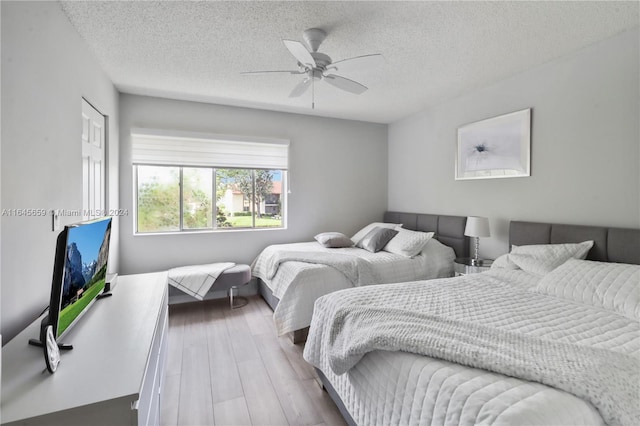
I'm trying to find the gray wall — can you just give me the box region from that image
[1,1,120,342]
[388,29,639,260]
[119,94,388,274]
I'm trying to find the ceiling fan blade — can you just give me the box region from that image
[323,74,368,94]
[283,40,316,67]
[288,78,312,98]
[328,54,384,74]
[240,70,304,75]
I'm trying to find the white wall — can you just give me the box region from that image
[1,1,120,342]
[119,94,388,274]
[0,0,3,397]
[388,29,639,260]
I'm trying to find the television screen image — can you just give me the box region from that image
[55,217,112,339]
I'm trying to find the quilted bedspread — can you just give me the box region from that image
[304,269,640,426]
[259,248,377,285]
[251,240,454,335]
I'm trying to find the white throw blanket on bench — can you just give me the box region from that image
[168,262,235,300]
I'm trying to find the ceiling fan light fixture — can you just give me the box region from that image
[302,28,327,52]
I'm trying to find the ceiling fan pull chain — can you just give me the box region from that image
[312,75,315,109]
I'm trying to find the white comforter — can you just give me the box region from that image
[304,269,640,426]
[251,239,454,335]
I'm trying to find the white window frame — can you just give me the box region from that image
[132,130,289,235]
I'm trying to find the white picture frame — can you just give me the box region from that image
[455,108,531,180]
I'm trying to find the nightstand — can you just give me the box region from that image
[454,257,493,276]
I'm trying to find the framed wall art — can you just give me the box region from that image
[455,108,531,180]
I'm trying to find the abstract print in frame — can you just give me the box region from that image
[455,108,531,180]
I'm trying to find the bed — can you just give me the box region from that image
[303,220,640,426]
[252,212,470,342]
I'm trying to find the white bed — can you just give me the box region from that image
[251,212,470,340]
[303,221,640,426]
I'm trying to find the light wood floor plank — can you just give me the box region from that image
[166,303,188,376]
[259,347,324,426]
[301,378,348,426]
[237,358,289,425]
[202,298,228,319]
[204,300,244,404]
[182,302,207,349]
[213,396,252,426]
[178,345,215,426]
[159,372,181,426]
[252,291,275,317]
[241,298,273,336]
[254,331,283,355]
[277,335,317,381]
[223,306,261,364]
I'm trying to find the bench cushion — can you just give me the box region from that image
[211,264,252,290]
[168,263,251,297]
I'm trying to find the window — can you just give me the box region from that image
[137,166,180,232]
[183,167,213,230]
[132,130,288,234]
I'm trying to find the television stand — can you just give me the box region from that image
[26,288,115,349]
[27,338,73,350]
[25,314,75,350]
[2,272,168,426]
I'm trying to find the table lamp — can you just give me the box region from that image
[464,216,490,265]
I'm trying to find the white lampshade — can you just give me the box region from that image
[464,216,491,238]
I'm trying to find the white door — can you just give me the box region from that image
[81,99,105,220]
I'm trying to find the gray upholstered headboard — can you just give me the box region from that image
[384,211,469,258]
[510,221,640,265]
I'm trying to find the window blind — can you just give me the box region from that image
[131,129,289,170]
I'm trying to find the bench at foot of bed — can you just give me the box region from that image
[169,263,252,308]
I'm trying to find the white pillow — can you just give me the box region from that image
[490,253,520,270]
[351,222,402,244]
[508,241,594,276]
[383,229,434,258]
[314,232,354,248]
[533,259,640,320]
[420,238,456,277]
[420,237,452,256]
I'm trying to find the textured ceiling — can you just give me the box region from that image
[60,1,639,124]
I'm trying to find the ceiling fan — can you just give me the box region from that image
[241,28,383,108]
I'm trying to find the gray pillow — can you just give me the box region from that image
[356,227,399,253]
[314,232,354,248]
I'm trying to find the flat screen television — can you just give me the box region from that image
[38,217,113,345]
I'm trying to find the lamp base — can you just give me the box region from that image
[471,236,482,266]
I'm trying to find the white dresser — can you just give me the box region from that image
[1,272,168,426]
